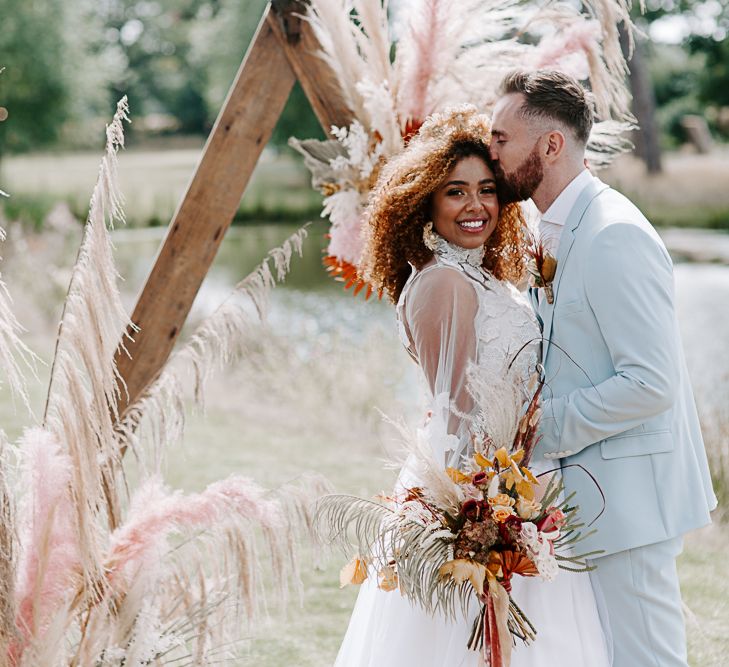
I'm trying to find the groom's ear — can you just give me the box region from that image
[543,130,566,162]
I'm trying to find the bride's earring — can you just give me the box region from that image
[423,222,438,251]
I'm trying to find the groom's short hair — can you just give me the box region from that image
[499,70,594,145]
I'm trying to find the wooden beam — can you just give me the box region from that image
[269,0,353,133]
[115,6,296,412]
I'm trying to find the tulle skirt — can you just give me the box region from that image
[333,565,612,667]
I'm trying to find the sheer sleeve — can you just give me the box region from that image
[402,266,479,451]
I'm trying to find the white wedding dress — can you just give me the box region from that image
[334,236,612,667]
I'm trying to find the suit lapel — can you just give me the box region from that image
[541,180,609,365]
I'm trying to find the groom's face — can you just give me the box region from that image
[490,94,545,204]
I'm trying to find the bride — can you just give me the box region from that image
[333,107,611,666]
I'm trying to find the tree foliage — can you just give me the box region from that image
[1,0,726,153]
[0,0,69,153]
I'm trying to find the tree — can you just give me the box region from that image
[0,0,69,154]
[100,0,216,135]
[0,0,125,155]
[189,0,323,145]
[621,26,664,173]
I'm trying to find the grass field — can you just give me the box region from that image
[0,225,726,665]
[0,142,728,663]
[0,144,322,228]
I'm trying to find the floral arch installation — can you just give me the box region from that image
[116,0,635,423]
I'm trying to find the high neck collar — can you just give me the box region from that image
[433,234,486,268]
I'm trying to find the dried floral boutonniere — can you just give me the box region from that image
[526,237,557,304]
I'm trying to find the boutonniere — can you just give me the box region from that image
[526,238,557,304]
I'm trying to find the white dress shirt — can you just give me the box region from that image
[538,169,598,256]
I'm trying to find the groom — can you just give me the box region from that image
[489,70,717,666]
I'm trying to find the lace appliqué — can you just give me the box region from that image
[396,247,540,464]
[432,235,485,269]
[468,280,540,457]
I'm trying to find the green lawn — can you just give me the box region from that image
[0,147,727,664]
[1,144,322,227]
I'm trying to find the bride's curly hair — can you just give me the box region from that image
[362,106,526,304]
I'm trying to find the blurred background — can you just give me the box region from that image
[0,0,728,664]
[1,0,728,229]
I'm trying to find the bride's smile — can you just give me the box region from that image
[431,154,500,249]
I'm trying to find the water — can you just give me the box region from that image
[110,224,729,382]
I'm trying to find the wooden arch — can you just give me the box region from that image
[116,0,351,413]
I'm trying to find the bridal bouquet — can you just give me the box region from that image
[316,388,599,667]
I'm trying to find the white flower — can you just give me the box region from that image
[519,522,559,581]
[487,473,500,499]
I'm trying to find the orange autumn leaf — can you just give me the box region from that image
[516,478,536,501]
[323,255,381,300]
[340,557,368,587]
[446,467,471,484]
[494,448,511,468]
[473,451,493,469]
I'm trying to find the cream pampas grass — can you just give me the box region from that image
[0,101,331,665]
[0,436,18,659]
[0,226,38,414]
[41,97,134,596]
[115,224,309,467]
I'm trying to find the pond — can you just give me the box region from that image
[110,222,729,388]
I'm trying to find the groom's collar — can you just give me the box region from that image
[539,169,597,227]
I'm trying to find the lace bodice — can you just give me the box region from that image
[396,237,540,465]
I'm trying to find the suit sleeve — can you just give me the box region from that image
[537,222,680,457]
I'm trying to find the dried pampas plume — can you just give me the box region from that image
[116,224,309,467]
[42,97,134,589]
[0,99,331,666]
[0,225,38,413]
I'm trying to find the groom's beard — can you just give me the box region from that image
[493,144,544,204]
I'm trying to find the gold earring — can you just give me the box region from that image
[423,222,438,251]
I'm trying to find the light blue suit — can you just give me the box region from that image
[531,178,717,666]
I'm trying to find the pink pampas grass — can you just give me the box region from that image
[395,0,457,127]
[107,475,282,578]
[11,428,81,662]
[533,22,602,80]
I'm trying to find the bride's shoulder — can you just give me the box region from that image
[399,263,479,322]
[407,263,478,299]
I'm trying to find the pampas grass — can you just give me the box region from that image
[306,0,637,165]
[0,101,331,665]
[115,224,310,470]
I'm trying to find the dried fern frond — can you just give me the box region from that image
[315,493,475,619]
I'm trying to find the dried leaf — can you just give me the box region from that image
[446,467,470,484]
[439,559,486,597]
[473,452,493,469]
[340,556,368,588]
[378,565,398,592]
[542,255,558,282]
[494,448,510,469]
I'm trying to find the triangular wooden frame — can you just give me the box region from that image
[116,0,351,413]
